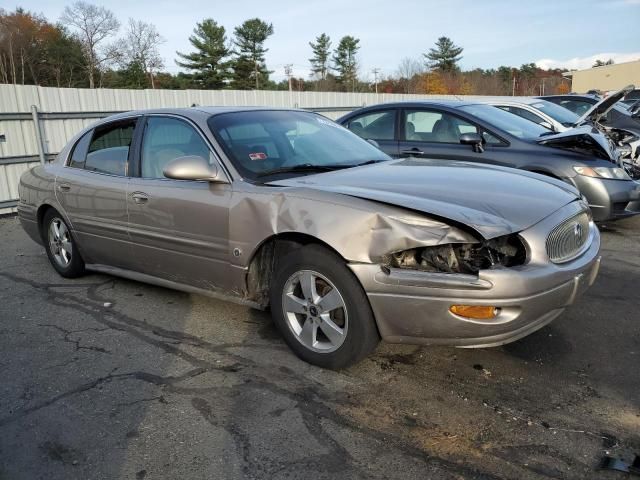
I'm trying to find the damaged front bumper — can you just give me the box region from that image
[349,203,602,347]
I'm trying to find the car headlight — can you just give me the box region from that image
[573,166,630,180]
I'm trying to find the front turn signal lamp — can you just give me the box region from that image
[449,305,499,320]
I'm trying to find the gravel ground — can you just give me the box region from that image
[0,214,638,480]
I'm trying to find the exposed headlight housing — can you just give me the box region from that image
[383,234,528,275]
[573,166,630,180]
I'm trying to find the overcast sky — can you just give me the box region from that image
[10,0,640,81]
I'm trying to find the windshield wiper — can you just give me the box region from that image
[256,163,346,178]
[351,159,386,167]
[256,159,387,178]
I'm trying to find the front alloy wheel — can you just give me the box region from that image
[270,244,379,369]
[282,269,348,353]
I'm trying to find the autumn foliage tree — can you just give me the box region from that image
[0,8,85,86]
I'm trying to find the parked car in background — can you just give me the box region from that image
[540,86,640,178]
[338,101,640,222]
[18,107,602,369]
[540,88,640,131]
[620,88,640,107]
[478,97,581,132]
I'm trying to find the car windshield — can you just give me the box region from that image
[208,110,390,180]
[613,103,633,115]
[528,100,579,127]
[460,104,548,140]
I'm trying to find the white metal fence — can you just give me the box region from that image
[0,84,469,214]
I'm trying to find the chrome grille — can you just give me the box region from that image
[546,211,591,263]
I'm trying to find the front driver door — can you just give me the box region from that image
[126,115,233,292]
[398,108,512,166]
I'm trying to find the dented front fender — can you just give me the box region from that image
[229,185,478,266]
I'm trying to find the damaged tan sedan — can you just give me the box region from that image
[18,108,601,368]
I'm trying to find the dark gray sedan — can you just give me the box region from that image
[338,101,640,222]
[18,107,601,368]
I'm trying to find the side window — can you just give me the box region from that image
[404,110,477,143]
[346,111,395,140]
[482,130,505,146]
[559,100,591,116]
[85,121,136,176]
[68,131,92,169]
[497,106,545,126]
[141,117,211,179]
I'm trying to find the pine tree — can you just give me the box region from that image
[309,33,331,80]
[230,18,274,90]
[332,36,359,91]
[425,36,463,72]
[175,19,230,89]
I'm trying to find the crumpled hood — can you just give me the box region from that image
[578,84,634,125]
[537,125,616,160]
[270,159,581,239]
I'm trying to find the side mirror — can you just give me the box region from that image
[366,138,381,149]
[163,155,226,182]
[459,132,484,153]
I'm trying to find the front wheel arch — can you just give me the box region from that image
[244,232,349,307]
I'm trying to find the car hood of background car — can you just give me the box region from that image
[577,84,634,125]
[536,125,616,160]
[269,159,580,239]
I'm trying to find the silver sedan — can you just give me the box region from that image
[18,107,601,368]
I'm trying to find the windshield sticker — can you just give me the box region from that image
[249,152,268,161]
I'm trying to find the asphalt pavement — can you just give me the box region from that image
[0,214,639,480]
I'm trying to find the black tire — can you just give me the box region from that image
[269,244,380,369]
[42,209,85,278]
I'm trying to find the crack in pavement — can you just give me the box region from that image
[0,270,517,479]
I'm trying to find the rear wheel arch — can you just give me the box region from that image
[36,204,55,240]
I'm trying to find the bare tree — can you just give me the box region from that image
[60,1,120,88]
[396,57,423,93]
[119,19,164,88]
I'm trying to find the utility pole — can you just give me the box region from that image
[541,78,546,96]
[371,68,380,94]
[512,75,516,96]
[284,64,293,92]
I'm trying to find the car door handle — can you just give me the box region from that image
[401,148,425,156]
[57,183,71,192]
[131,192,149,204]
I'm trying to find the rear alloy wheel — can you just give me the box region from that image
[270,244,379,369]
[43,209,85,278]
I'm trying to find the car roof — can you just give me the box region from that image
[475,96,551,106]
[539,94,598,101]
[346,100,481,110]
[99,106,308,123]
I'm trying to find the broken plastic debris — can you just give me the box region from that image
[103,302,112,308]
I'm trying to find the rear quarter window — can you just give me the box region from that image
[67,131,92,169]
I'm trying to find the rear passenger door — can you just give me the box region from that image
[56,117,139,268]
[343,109,399,156]
[126,115,233,291]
